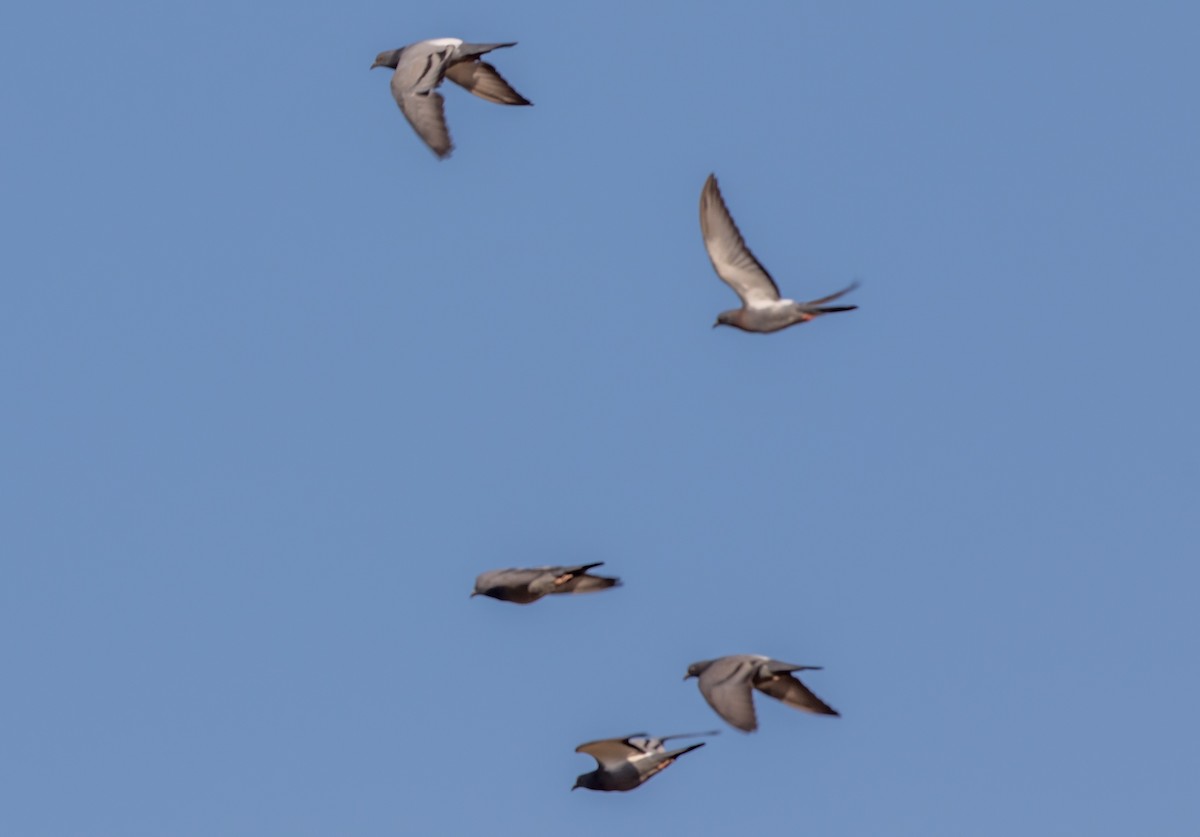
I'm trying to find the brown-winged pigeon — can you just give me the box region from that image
[471,562,620,605]
[684,654,840,732]
[371,38,531,159]
[572,731,714,792]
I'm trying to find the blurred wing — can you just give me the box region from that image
[396,91,453,159]
[475,568,541,588]
[756,672,840,716]
[444,60,531,105]
[630,731,718,754]
[575,736,644,768]
[554,572,620,594]
[624,736,662,755]
[697,657,759,732]
[549,562,605,578]
[700,174,780,308]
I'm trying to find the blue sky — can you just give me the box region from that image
[3,1,1198,834]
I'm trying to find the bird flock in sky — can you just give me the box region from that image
[374,36,860,792]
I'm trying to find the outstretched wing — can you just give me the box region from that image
[629,731,719,754]
[395,90,453,158]
[445,60,531,105]
[700,174,781,308]
[755,661,840,716]
[575,736,645,768]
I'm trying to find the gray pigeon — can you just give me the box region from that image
[371,38,531,159]
[684,655,839,732]
[470,562,620,604]
[572,731,714,792]
[701,174,859,332]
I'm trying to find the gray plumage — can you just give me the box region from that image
[684,654,839,732]
[471,562,620,604]
[371,38,531,159]
[572,732,714,792]
[701,174,859,332]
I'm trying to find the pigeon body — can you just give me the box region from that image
[471,562,620,604]
[573,732,713,792]
[685,654,839,732]
[701,174,858,333]
[371,38,531,158]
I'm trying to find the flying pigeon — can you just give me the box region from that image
[371,38,531,159]
[685,654,840,732]
[470,562,620,604]
[572,731,714,792]
[701,174,859,332]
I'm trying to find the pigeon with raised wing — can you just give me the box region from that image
[701,174,858,332]
[471,562,620,605]
[371,38,531,159]
[685,654,839,732]
[572,732,714,792]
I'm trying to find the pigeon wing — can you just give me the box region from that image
[474,567,542,589]
[575,736,645,768]
[552,563,620,594]
[700,174,781,308]
[631,731,718,754]
[395,90,453,158]
[756,669,840,716]
[444,60,531,105]
[632,742,705,783]
[389,42,455,94]
[696,656,760,732]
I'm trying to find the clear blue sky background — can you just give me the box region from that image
[3,2,1198,834]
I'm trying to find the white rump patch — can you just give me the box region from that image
[746,298,795,312]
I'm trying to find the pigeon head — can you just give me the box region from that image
[572,772,599,791]
[684,660,712,680]
[371,48,403,70]
[713,311,737,329]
